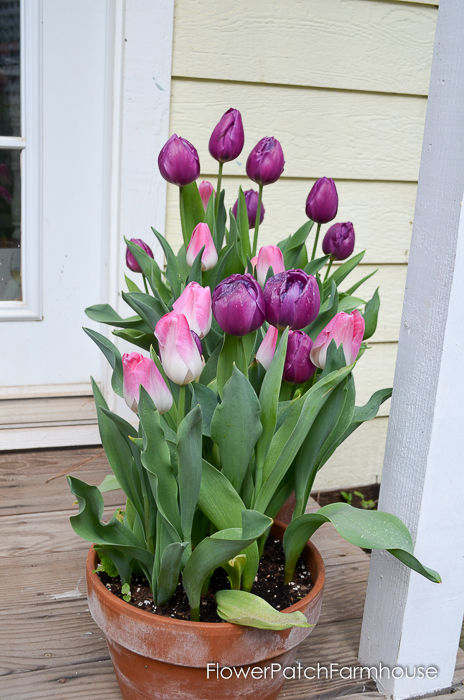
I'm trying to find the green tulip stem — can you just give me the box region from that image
[142,274,149,294]
[311,223,322,261]
[177,385,186,428]
[215,162,224,216]
[323,257,334,282]
[252,184,264,257]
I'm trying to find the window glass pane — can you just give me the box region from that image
[0,149,21,300]
[0,0,21,136]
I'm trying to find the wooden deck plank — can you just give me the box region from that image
[3,447,459,699]
[0,447,118,516]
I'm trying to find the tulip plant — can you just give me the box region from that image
[69,108,440,629]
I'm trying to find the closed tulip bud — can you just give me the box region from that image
[283,331,316,383]
[305,177,338,224]
[208,108,245,163]
[255,325,278,370]
[322,221,355,260]
[256,327,316,384]
[212,273,265,336]
[158,134,200,187]
[155,312,204,385]
[125,238,154,273]
[198,180,215,210]
[256,245,285,287]
[264,269,320,330]
[232,189,265,229]
[122,352,172,414]
[186,222,218,271]
[310,310,365,369]
[246,137,285,186]
[172,281,212,339]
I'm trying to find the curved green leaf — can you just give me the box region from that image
[283,502,441,584]
[179,182,205,247]
[363,287,380,340]
[177,405,203,542]
[182,510,272,619]
[83,328,123,396]
[216,589,312,630]
[254,364,354,513]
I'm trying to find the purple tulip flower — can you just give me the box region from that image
[232,189,265,229]
[246,137,285,186]
[322,222,355,260]
[158,134,200,187]
[209,108,245,163]
[263,269,320,330]
[126,238,154,273]
[305,178,338,224]
[212,273,265,336]
[283,330,316,384]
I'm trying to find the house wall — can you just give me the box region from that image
[164,0,438,489]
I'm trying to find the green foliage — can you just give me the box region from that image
[216,589,313,629]
[283,503,441,584]
[74,146,440,631]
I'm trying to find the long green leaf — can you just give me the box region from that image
[157,541,188,605]
[67,476,153,574]
[255,329,289,491]
[138,388,181,537]
[179,182,205,247]
[198,460,260,591]
[283,502,441,584]
[322,250,365,295]
[191,383,218,436]
[177,405,203,542]
[85,304,147,330]
[151,227,182,298]
[125,237,171,302]
[182,510,272,618]
[363,288,380,340]
[254,364,354,513]
[216,590,312,630]
[83,328,123,396]
[121,291,167,330]
[211,367,262,493]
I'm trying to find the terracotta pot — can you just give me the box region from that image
[86,521,325,700]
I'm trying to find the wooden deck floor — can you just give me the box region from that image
[1,446,463,699]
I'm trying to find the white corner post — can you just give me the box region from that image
[358,2,464,698]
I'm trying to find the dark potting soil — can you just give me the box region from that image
[98,536,312,623]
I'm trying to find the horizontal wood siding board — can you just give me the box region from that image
[0,396,97,426]
[166,179,416,264]
[172,0,437,96]
[170,79,427,181]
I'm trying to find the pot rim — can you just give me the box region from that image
[86,519,324,636]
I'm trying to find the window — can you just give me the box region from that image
[0,0,40,319]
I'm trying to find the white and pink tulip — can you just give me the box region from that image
[256,245,285,287]
[310,310,365,369]
[172,282,212,339]
[186,222,218,271]
[155,312,204,385]
[122,352,172,414]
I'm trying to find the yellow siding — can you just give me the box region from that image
[167,0,438,488]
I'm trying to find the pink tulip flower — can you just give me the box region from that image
[172,282,212,339]
[155,312,204,385]
[256,245,285,287]
[256,325,278,370]
[122,352,172,414]
[198,180,215,210]
[310,310,365,369]
[186,222,218,271]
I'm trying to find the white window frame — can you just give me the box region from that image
[0,0,42,321]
